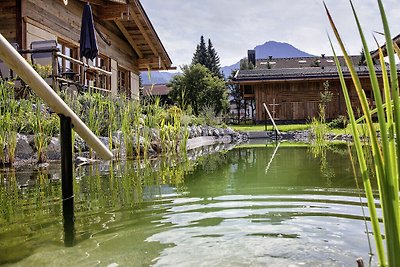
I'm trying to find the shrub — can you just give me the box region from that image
[328,116,348,129]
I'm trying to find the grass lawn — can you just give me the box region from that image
[230,123,373,136]
[230,124,311,132]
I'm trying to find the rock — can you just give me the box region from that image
[99,137,111,148]
[212,128,220,137]
[224,127,236,136]
[112,130,123,143]
[202,126,208,137]
[75,156,96,166]
[15,133,34,159]
[150,128,160,141]
[188,126,196,139]
[151,141,162,153]
[46,137,61,160]
[74,135,88,152]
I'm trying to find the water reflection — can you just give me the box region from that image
[0,144,379,266]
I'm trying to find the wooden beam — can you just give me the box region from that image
[78,0,127,5]
[98,3,129,20]
[114,20,143,58]
[77,0,107,5]
[137,57,161,66]
[131,0,171,68]
[127,7,166,69]
[108,0,127,3]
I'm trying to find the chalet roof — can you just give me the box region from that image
[143,84,170,96]
[85,0,173,70]
[370,33,400,59]
[233,65,392,83]
[256,55,361,69]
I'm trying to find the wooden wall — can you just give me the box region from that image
[253,78,374,122]
[22,0,138,73]
[0,1,17,42]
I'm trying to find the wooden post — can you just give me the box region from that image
[52,49,59,91]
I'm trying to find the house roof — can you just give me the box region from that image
[83,0,173,71]
[143,84,170,96]
[256,55,361,69]
[233,65,390,84]
[370,33,400,59]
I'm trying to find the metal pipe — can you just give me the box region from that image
[0,34,113,160]
[60,114,75,247]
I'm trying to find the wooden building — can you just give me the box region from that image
[0,0,173,99]
[142,83,172,105]
[232,64,387,122]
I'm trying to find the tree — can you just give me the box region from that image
[227,70,243,123]
[206,39,223,78]
[358,48,366,66]
[168,64,229,115]
[239,58,254,70]
[192,36,208,67]
[192,36,223,78]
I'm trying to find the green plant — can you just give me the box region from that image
[31,99,58,163]
[0,80,20,165]
[328,115,348,129]
[326,1,400,265]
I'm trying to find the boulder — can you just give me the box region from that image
[46,137,61,160]
[15,134,34,159]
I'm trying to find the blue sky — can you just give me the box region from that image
[141,0,400,68]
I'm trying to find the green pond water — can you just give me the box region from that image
[0,144,379,266]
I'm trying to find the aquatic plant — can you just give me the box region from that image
[30,98,58,163]
[0,80,20,165]
[326,1,400,265]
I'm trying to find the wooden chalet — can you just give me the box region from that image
[232,54,388,122]
[142,83,172,104]
[0,0,173,99]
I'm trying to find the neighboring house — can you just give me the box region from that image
[232,51,390,122]
[0,0,173,99]
[370,33,400,59]
[142,83,172,104]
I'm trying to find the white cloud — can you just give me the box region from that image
[141,0,400,67]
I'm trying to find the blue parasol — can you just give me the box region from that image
[80,3,98,60]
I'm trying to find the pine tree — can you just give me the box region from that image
[192,36,208,66]
[207,39,223,78]
[192,36,223,78]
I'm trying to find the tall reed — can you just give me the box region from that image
[325,1,400,265]
[31,98,58,163]
[0,80,19,165]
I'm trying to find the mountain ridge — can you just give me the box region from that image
[140,41,315,84]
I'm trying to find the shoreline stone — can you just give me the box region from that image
[6,127,355,168]
[7,125,247,167]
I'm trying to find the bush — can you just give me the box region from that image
[328,116,348,129]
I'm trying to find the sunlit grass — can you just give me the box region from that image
[230,124,311,132]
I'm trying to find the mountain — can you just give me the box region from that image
[140,71,178,85]
[140,41,315,83]
[221,41,315,78]
[254,40,314,59]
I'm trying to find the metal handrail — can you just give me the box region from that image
[0,34,113,160]
[263,102,281,135]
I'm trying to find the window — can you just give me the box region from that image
[244,85,254,95]
[91,55,111,90]
[118,67,130,98]
[57,40,78,73]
